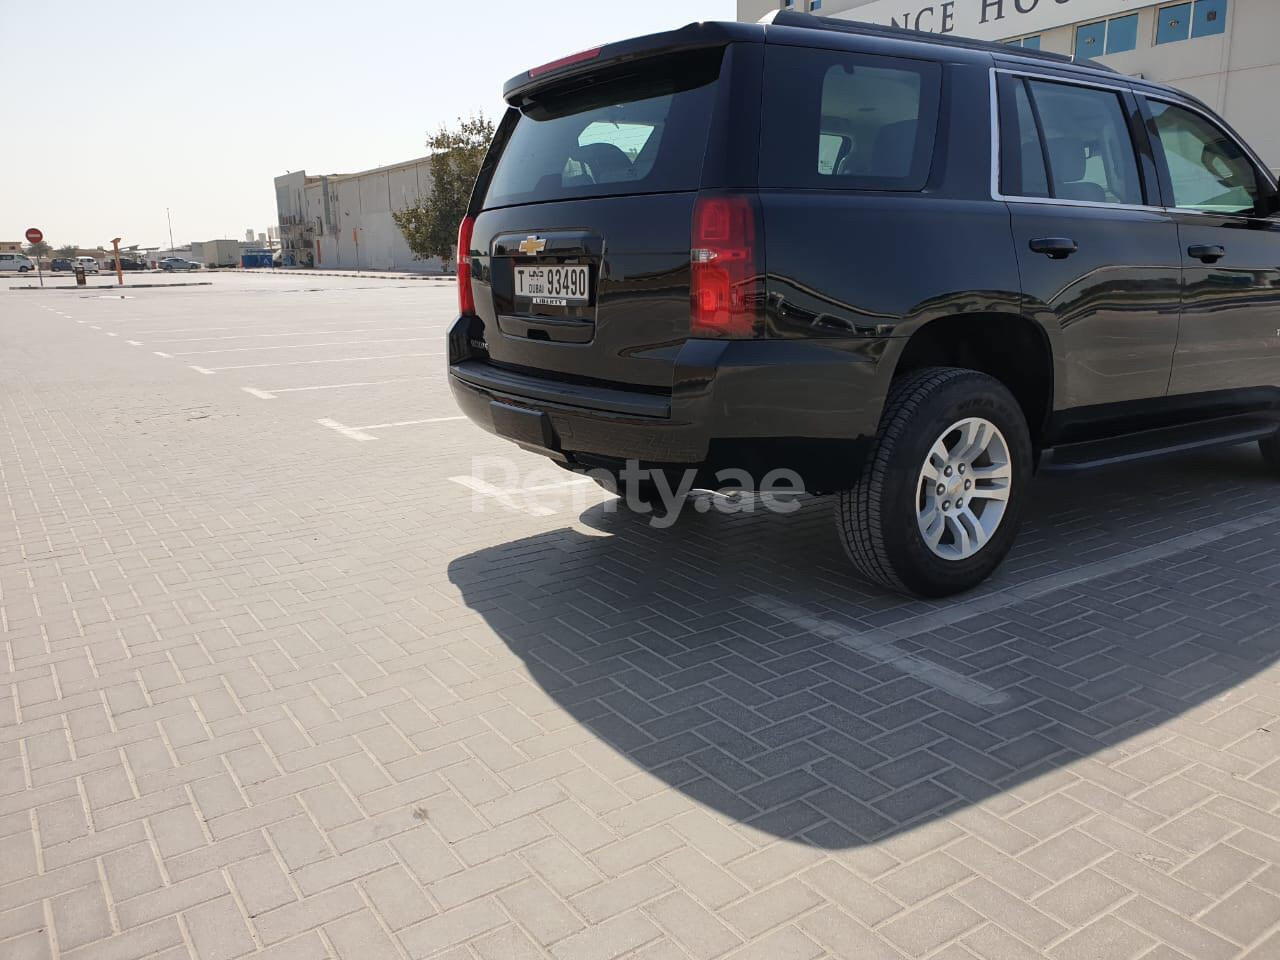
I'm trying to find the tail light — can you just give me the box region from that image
[457,215,476,315]
[690,194,762,338]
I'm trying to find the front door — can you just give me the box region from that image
[1140,97,1280,397]
[998,73,1182,410]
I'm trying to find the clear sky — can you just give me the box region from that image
[1,0,734,251]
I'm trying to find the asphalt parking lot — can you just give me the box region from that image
[3,272,1280,960]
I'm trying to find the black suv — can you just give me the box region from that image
[448,10,1280,597]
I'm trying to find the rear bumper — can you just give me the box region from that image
[448,318,893,489]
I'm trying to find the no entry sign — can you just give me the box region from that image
[25,227,43,245]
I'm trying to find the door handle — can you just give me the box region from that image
[1188,244,1226,263]
[1029,237,1078,260]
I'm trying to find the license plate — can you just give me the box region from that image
[514,265,589,306]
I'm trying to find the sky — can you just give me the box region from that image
[1,0,735,252]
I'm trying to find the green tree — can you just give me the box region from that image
[26,240,51,260]
[55,244,78,259]
[393,113,494,270]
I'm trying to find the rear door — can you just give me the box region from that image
[1138,95,1280,396]
[997,71,1183,409]
[467,45,742,389]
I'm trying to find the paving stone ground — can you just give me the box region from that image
[3,273,1280,959]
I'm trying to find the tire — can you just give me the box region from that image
[836,366,1033,597]
[1262,431,1280,473]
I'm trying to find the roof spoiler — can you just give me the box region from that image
[502,20,760,104]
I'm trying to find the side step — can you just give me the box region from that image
[1041,414,1280,473]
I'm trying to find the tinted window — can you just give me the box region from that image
[483,49,720,208]
[1003,78,1144,206]
[1148,100,1259,214]
[760,46,940,192]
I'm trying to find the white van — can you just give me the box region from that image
[75,256,101,274]
[0,253,35,273]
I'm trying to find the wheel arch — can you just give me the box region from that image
[882,313,1058,447]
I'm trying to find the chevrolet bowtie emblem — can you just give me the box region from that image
[517,235,547,256]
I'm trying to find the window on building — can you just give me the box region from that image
[1075,13,1140,60]
[809,0,823,10]
[1192,0,1227,37]
[1157,1,1227,45]
[1105,14,1139,53]
[1156,3,1193,44]
[1006,35,1042,49]
[1074,21,1106,59]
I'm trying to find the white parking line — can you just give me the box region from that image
[206,352,442,372]
[127,340,143,346]
[316,415,465,441]
[106,332,118,337]
[240,376,430,400]
[172,337,433,356]
[745,595,1009,709]
[190,366,216,375]
[153,351,172,358]
[148,326,426,343]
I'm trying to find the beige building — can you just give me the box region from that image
[738,0,1279,174]
[274,157,445,273]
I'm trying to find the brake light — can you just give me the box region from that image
[457,215,476,315]
[529,46,602,78]
[690,194,761,338]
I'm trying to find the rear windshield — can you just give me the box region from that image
[760,46,941,192]
[483,49,722,208]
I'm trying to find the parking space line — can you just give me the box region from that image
[190,366,216,375]
[153,351,172,358]
[745,595,1009,708]
[240,376,430,400]
[172,336,434,356]
[127,340,142,346]
[149,326,425,343]
[361,416,465,429]
[207,352,442,372]
[316,415,465,441]
[857,503,1280,645]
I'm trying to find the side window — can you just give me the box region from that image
[1146,100,1261,215]
[1001,77,1144,206]
[760,46,941,192]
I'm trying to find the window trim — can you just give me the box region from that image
[989,67,1162,213]
[1138,92,1279,218]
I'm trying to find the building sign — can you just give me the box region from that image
[832,0,1160,42]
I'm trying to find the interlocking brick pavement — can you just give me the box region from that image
[3,275,1280,958]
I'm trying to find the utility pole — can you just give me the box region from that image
[166,208,175,253]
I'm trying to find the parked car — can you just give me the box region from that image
[75,256,101,274]
[50,258,74,272]
[0,253,36,273]
[116,258,147,271]
[160,257,199,271]
[447,10,1280,596]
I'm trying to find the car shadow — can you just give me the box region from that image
[446,446,1280,848]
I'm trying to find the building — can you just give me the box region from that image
[738,0,1279,174]
[273,157,445,273]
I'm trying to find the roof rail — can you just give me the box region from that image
[767,9,1118,74]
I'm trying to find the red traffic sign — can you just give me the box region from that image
[25,227,43,244]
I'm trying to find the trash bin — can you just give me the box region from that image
[74,265,86,286]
